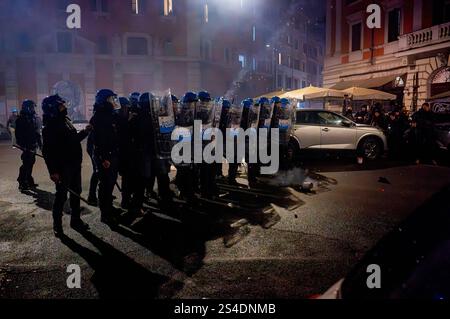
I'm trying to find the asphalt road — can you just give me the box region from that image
[0,141,449,299]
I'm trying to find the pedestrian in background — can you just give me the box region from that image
[15,100,42,191]
[7,108,19,146]
[412,102,437,165]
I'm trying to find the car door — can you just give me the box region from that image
[293,111,322,149]
[317,111,357,150]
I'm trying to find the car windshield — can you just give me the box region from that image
[341,186,450,299]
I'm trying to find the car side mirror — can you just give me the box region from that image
[342,120,353,127]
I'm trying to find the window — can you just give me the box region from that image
[164,39,174,56]
[286,77,292,89]
[294,79,299,89]
[127,37,148,55]
[252,57,257,71]
[277,75,283,88]
[301,62,306,72]
[131,0,146,14]
[18,33,33,52]
[432,0,450,25]
[163,0,173,16]
[303,43,308,55]
[388,8,401,42]
[57,32,72,53]
[302,80,306,88]
[351,23,362,52]
[317,112,345,126]
[238,54,246,68]
[204,3,208,23]
[224,48,231,64]
[296,111,321,124]
[252,25,256,42]
[91,0,108,12]
[287,55,292,68]
[201,40,212,60]
[97,36,109,54]
[287,35,292,45]
[295,40,299,50]
[294,59,300,70]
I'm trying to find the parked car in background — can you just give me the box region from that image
[434,113,450,152]
[290,110,388,160]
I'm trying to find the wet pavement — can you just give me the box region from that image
[1,141,449,299]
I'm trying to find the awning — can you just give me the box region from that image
[342,87,396,100]
[429,90,450,100]
[330,74,401,90]
[280,85,345,100]
[255,90,287,99]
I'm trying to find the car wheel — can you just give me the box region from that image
[358,137,382,160]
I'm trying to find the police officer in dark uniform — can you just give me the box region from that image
[216,99,231,178]
[41,95,91,236]
[117,97,132,209]
[15,100,42,191]
[90,89,121,225]
[173,92,197,202]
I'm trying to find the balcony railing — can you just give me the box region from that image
[398,22,450,51]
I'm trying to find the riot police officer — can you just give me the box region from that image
[173,92,197,202]
[117,97,132,209]
[196,91,216,198]
[15,100,42,191]
[41,95,91,236]
[227,100,246,185]
[216,99,231,178]
[271,97,294,171]
[144,92,175,208]
[90,89,121,225]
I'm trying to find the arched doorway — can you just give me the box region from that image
[51,80,85,121]
[429,66,450,98]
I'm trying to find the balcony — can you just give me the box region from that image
[398,22,450,52]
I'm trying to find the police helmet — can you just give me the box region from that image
[42,95,66,119]
[95,89,117,105]
[183,92,198,104]
[198,91,211,102]
[21,100,37,114]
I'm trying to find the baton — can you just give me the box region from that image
[13,144,44,158]
[13,144,91,205]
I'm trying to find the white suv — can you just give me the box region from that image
[290,110,387,160]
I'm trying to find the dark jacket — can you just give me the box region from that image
[89,106,120,163]
[42,115,88,175]
[412,109,436,144]
[15,113,42,150]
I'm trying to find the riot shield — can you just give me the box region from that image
[174,95,195,142]
[150,90,176,160]
[212,98,224,129]
[276,100,294,145]
[227,103,243,135]
[195,99,215,131]
[258,99,274,129]
[248,103,261,130]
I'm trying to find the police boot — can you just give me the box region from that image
[28,178,39,188]
[70,218,90,232]
[87,195,98,207]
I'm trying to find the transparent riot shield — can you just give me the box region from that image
[248,103,261,129]
[212,98,224,129]
[174,96,195,143]
[276,100,294,145]
[227,104,243,136]
[150,90,176,160]
[259,99,274,129]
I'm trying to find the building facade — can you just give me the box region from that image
[0,0,324,124]
[323,0,450,111]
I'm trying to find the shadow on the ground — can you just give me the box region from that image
[59,230,182,298]
[21,187,93,216]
